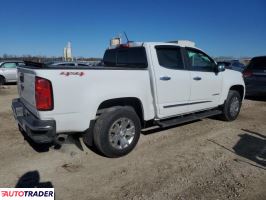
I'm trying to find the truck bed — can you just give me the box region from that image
[17,64,155,133]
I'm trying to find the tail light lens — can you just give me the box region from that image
[35,77,53,111]
[243,69,253,78]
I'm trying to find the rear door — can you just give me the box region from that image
[184,48,223,112]
[150,45,191,118]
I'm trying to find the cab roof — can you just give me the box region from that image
[110,40,201,51]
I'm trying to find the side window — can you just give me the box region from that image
[186,49,215,72]
[2,62,17,68]
[156,46,184,70]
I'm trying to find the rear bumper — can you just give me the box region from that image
[12,98,56,143]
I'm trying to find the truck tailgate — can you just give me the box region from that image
[17,68,37,114]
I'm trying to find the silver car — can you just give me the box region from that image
[48,61,91,67]
[0,61,25,85]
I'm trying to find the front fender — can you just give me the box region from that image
[219,70,245,105]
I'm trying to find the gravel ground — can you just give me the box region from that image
[0,85,265,200]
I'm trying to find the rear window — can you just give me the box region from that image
[103,47,147,68]
[248,57,266,70]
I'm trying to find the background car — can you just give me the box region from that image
[47,61,91,67]
[0,61,25,85]
[243,56,266,96]
[217,60,245,72]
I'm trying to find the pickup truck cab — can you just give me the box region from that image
[12,41,245,157]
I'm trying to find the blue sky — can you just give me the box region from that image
[0,0,265,58]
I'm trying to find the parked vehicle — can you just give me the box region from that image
[243,56,266,96]
[12,41,245,157]
[217,60,245,72]
[0,61,25,85]
[47,61,91,67]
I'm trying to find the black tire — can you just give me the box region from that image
[0,76,5,85]
[220,90,242,121]
[93,106,141,158]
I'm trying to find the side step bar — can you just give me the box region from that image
[156,109,222,128]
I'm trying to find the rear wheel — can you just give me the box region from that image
[93,106,141,158]
[220,90,241,121]
[0,76,5,85]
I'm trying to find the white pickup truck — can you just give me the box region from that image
[12,41,245,157]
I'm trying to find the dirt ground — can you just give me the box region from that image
[0,85,265,200]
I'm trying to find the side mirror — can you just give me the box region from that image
[217,63,225,72]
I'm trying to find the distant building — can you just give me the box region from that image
[63,42,73,61]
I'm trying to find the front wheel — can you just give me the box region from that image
[220,90,242,121]
[93,107,141,158]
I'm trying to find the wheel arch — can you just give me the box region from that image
[229,85,245,101]
[96,97,145,127]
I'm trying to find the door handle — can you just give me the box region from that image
[193,76,202,81]
[160,76,171,81]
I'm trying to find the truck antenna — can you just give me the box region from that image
[124,32,129,43]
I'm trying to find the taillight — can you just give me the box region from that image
[35,77,53,111]
[243,69,253,78]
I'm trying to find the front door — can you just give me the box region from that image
[184,48,223,112]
